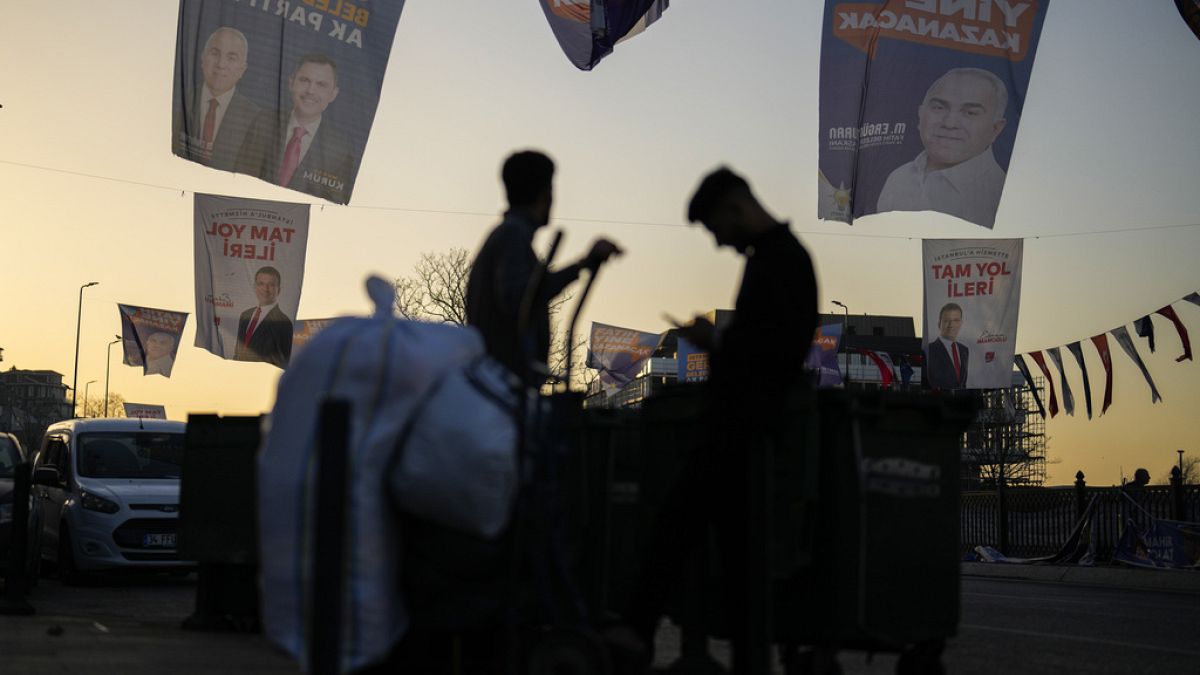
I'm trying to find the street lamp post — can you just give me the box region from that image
[82,380,97,418]
[1180,449,1186,476]
[72,281,99,417]
[105,336,121,418]
[832,300,850,384]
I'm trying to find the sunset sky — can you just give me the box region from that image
[1,1,1198,486]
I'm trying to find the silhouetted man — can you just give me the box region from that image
[465,150,621,382]
[633,167,818,673]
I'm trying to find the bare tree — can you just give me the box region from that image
[1160,456,1199,485]
[393,248,596,389]
[82,393,127,419]
[394,248,471,324]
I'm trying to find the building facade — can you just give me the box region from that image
[0,368,74,454]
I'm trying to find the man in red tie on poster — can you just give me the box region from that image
[174,26,261,171]
[926,302,970,389]
[236,54,355,204]
[235,266,293,369]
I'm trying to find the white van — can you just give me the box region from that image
[32,418,188,582]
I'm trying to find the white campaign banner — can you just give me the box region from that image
[193,193,310,370]
[124,403,167,419]
[922,239,1023,390]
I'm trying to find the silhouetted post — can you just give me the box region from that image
[996,461,1008,555]
[311,399,350,675]
[1169,466,1185,522]
[1074,471,1087,520]
[0,463,34,615]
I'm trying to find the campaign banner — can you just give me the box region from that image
[124,403,168,420]
[804,322,843,388]
[587,322,660,393]
[1115,517,1200,570]
[194,193,310,370]
[922,239,1023,389]
[1179,0,1200,42]
[118,304,190,378]
[292,317,339,355]
[172,0,408,204]
[818,0,1050,229]
[540,0,668,70]
[676,337,710,383]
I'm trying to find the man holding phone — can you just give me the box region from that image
[631,167,818,673]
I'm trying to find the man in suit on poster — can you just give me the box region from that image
[235,53,355,204]
[235,266,293,369]
[175,26,261,170]
[926,302,969,389]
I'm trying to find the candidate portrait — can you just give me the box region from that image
[234,265,293,369]
[174,26,261,171]
[235,53,355,204]
[877,67,1009,228]
[925,302,969,390]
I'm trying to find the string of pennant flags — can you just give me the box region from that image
[1013,292,1199,420]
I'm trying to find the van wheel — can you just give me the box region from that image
[58,527,84,586]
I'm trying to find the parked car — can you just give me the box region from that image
[1,431,40,582]
[32,418,188,582]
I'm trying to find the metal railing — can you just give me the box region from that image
[961,470,1199,559]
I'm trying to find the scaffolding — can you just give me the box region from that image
[961,377,1047,490]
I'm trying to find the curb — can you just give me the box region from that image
[961,562,1200,594]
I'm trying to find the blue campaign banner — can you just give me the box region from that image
[173,0,407,204]
[676,337,710,383]
[1114,518,1200,570]
[817,1,1050,229]
[540,0,669,71]
[587,322,661,392]
[119,304,190,378]
[805,322,843,388]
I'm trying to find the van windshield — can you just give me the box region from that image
[76,432,185,479]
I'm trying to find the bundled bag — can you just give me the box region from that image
[258,276,521,673]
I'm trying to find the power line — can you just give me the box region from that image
[3,158,1200,240]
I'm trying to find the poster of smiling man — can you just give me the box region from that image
[172,0,408,204]
[922,239,1022,390]
[118,304,190,378]
[194,193,309,370]
[818,0,1050,229]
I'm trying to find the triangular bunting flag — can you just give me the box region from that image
[1046,347,1075,417]
[1090,334,1114,415]
[1029,352,1060,418]
[1014,355,1047,419]
[1067,341,1094,420]
[1134,315,1156,353]
[862,349,895,388]
[1111,326,1163,404]
[1183,291,1200,309]
[1156,305,1193,362]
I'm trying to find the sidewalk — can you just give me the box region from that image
[961,561,1200,594]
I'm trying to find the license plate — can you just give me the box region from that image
[143,533,176,548]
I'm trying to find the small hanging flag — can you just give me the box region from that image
[1066,341,1093,420]
[1177,0,1200,42]
[862,349,896,387]
[1028,352,1060,418]
[1134,315,1156,353]
[1090,334,1114,415]
[1156,305,1193,362]
[1183,291,1200,309]
[1014,355,1047,419]
[1046,347,1075,417]
[1111,326,1163,404]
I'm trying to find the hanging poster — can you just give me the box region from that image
[172,0,408,204]
[922,239,1023,389]
[194,193,310,370]
[118,304,190,378]
[677,337,710,384]
[804,322,844,388]
[540,0,669,70]
[587,322,660,393]
[818,0,1050,228]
